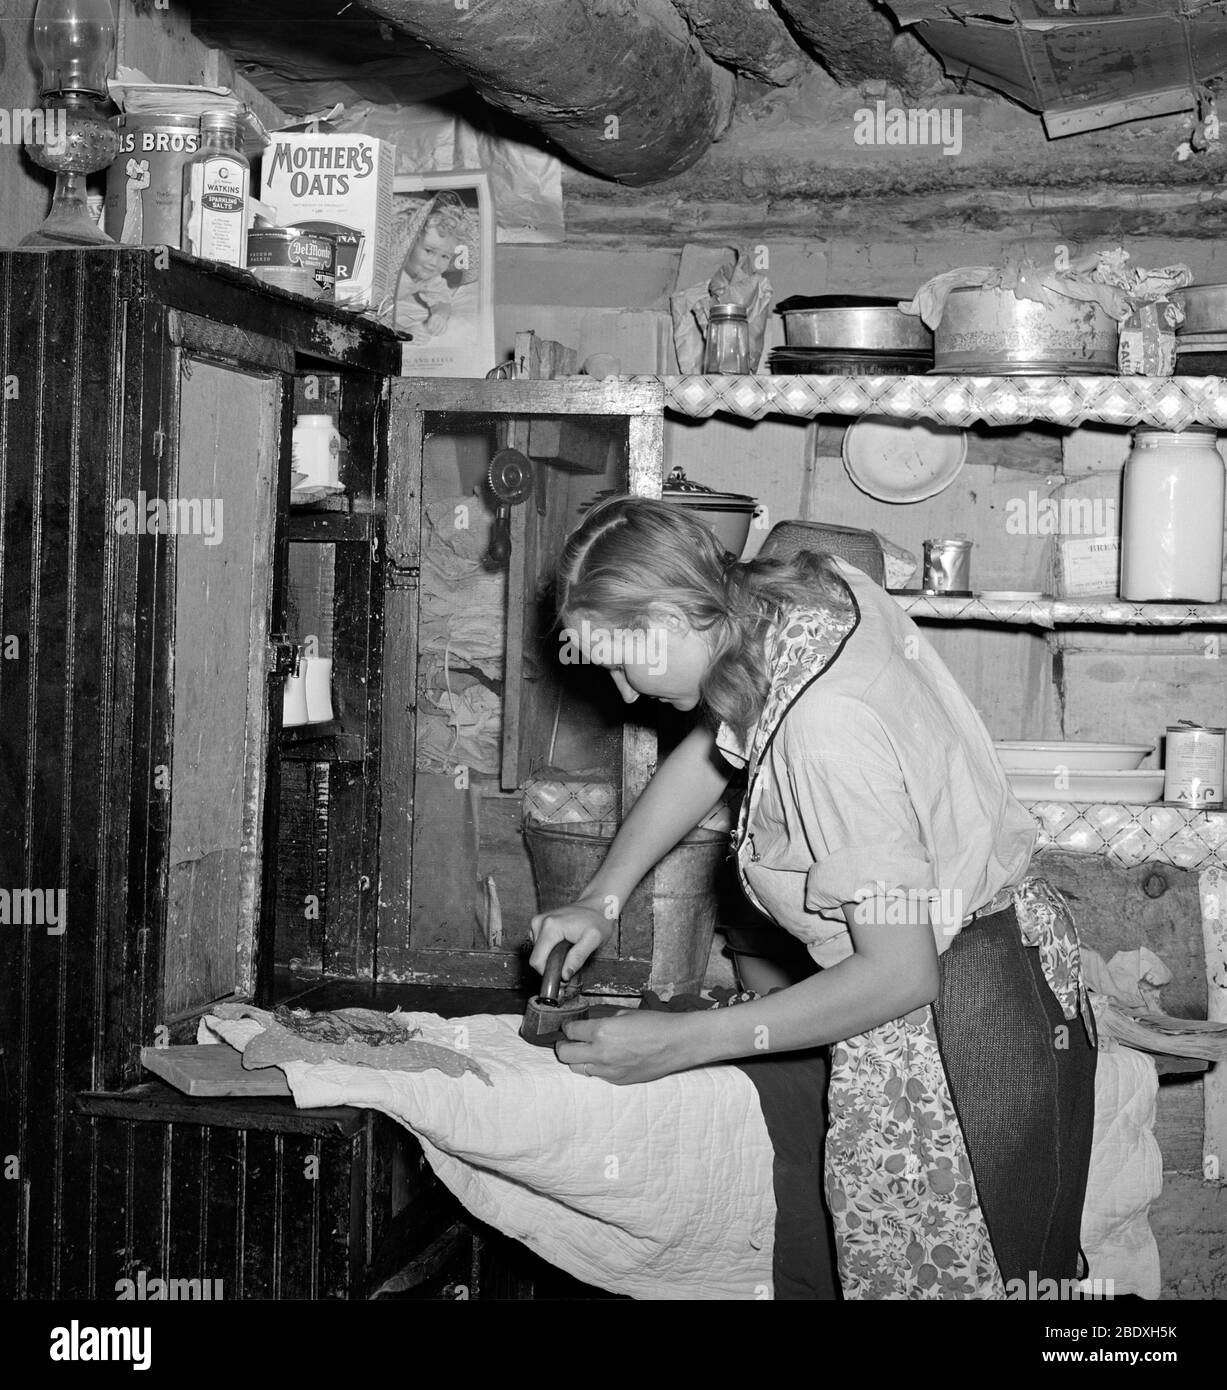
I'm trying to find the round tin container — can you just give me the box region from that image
[934,286,1119,375]
[776,295,934,352]
[1164,723,1225,808]
[247,226,336,299]
[104,111,202,248]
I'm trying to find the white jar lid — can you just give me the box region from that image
[295,414,336,427]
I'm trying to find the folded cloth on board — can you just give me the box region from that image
[201,1005,781,1300]
[206,1003,492,1084]
[1079,1043,1162,1300]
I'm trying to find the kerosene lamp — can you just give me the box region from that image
[20,0,120,247]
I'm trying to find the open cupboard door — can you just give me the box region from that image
[381,376,665,989]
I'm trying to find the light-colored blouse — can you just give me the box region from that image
[715,559,1036,968]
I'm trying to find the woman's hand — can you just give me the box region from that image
[554,1009,700,1085]
[529,900,614,982]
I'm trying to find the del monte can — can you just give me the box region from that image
[247,224,336,299]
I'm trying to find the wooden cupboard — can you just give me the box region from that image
[0,248,667,1298]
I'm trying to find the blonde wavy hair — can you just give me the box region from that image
[554,495,853,742]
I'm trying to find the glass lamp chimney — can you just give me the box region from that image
[32,0,116,97]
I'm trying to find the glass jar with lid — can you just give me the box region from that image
[703,303,751,374]
[1119,426,1225,602]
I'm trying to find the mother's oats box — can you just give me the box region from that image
[261,132,396,317]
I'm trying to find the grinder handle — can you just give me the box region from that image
[539,940,571,1004]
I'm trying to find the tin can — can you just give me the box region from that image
[922,538,973,594]
[104,111,202,248]
[1164,722,1225,808]
[247,226,336,299]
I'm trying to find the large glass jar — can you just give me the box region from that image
[1119,426,1225,602]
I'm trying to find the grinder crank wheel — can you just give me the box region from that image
[486,447,535,565]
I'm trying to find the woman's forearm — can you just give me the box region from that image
[577,722,733,913]
[680,908,940,1065]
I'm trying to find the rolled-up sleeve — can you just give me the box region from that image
[778,703,936,915]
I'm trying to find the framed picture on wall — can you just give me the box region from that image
[392,171,495,377]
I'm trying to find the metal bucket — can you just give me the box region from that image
[524,819,729,995]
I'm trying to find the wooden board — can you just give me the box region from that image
[140,1045,292,1097]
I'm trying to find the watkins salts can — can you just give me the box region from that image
[1164,722,1225,808]
[247,225,336,299]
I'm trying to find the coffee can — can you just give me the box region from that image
[1163,722,1225,808]
[922,538,973,594]
[104,110,202,248]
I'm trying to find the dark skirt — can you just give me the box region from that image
[931,903,1098,1285]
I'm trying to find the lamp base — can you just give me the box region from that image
[20,220,113,248]
[20,170,114,247]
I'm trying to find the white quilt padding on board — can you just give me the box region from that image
[273,1012,777,1300]
[1080,1045,1163,1299]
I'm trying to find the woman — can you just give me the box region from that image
[529,496,1097,1299]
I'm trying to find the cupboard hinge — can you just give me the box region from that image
[387,565,420,591]
[152,428,166,459]
[267,632,298,678]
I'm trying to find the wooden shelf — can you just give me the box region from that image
[76,1082,367,1133]
[649,372,1227,429]
[285,510,374,543]
[280,721,366,762]
[892,592,1227,627]
[1154,1056,1211,1076]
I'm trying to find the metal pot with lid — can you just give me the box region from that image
[775,293,934,354]
[582,466,761,558]
[661,465,760,557]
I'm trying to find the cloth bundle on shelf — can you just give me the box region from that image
[416,493,508,775]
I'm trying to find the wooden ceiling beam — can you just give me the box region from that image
[775,0,945,99]
[358,0,735,185]
[667,0,803,85]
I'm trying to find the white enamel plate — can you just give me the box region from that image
[841,415,968,504]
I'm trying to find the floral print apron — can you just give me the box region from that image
[730,598,1095,1299]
